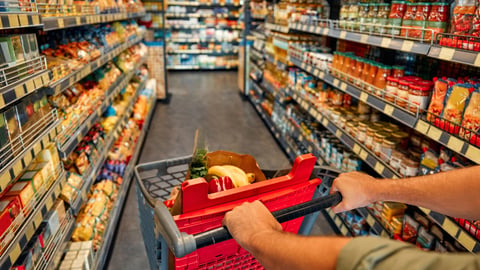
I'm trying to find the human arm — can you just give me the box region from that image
[222,200,351,270]
[331,166,480,220]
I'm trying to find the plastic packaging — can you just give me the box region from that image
[427,78,450,121]
[460,90,480,141]
[389,1,407,36]
[451,0,476,36]
[441,84,472,132]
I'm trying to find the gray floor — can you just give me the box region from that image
[106,71,334,269]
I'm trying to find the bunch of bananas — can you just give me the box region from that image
[207,165,255,188]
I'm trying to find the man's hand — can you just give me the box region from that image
[223,201,282,252]
[330,171,378,213]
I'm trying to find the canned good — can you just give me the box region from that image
[365,126,379,150]
[374,131,388,156]
[381,137,398,162]
[357,121,368,143]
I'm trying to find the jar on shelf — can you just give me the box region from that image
[373,65,392,97]
[381,137,398,162]
[346,121,355,136]
[341,54,352,80]
[408,83,432,114]
[401,3,417,37]
[425,2,449,41]
[390,149,405,172]
[382,125,398,134]
[365,4,379,33]
[366,63,379,93]
[386,76,399,102]
[331,91,344,107]
[354,58,364,84]
[359,60,372,89]
[365,126,379,150]
[375,3,391,34]
[396,79,410,108]
[373,131,388,156]
[392,66,405,78]
[410,2,431,39]
[389,1,407,36]
[358,3,370,32]
[348,57,357,82]
[357,121,368,143]
[348,4,360,31]
[401,157,419,177]
[340,5,351,29]
[357,101,371,115]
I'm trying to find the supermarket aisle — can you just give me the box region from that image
[106,71,333,269]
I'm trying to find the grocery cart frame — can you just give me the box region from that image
[135,155,342,270]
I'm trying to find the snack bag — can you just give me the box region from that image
[459,90,480,143]
[427,77,452,122]
[440,83,472,133]
[451,0,476,36]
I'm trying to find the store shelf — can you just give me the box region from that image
[0,67,50,111]
[165,12,239,18]
[166,37,241,43]
[167,65,237,70]
[93,95,157,270]
[167,1,241,7]
[428,45,480,68]
[0,114,61,193]
[0,13,42,30]
[48,33,145,95]
[58,57,146,159]
[289,56,418,128]
[0,170,67,270]
[168,49,238,55]
[250,47,264,61]
[419,207,480,253]
[265,22,290,34]
[289,22,431,55]
[356,208,391,238]
[166,24,242,29]
[283,119,326,166]
[42,11,146,31]
[324,208,352,237]
[250,78,264,97]
[284,86,401,179]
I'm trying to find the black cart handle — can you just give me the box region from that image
[194,191,342,249]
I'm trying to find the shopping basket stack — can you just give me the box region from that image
[135,154,338,270]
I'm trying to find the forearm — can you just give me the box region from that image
[246,230,350,270]
[374,166,480,219]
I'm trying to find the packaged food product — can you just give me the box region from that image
[373,131,388,157]
[426,3,449,41]
[459,90,480,141]
[366,3,379,33]
[376,3,391,34]
[441,84,472,133]
[451,0,476,36]
[401,3,418,37]
[427,78,451,122]
[18,170,44,194]
[373,65,392,96]
[408,83,432,113]
[358,3,370,32]
[5,181,34,211]
[356,121,367,143]
[389,1,407,36]
[410,2,431,39]
[0,197,21,240]
[402,215,420,243]
[386,76,399,103]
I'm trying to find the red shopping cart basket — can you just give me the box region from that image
[134,154,341,270]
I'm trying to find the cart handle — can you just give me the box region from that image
[150,191,342,258]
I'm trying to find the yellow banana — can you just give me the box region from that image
[207,165,250,187]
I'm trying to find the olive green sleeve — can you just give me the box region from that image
[337,236,480,270]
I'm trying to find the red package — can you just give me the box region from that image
[451,0,476,36]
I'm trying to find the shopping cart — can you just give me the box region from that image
[134,153,342,270]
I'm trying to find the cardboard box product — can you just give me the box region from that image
[18,170,44,194]
[10,35,24,63]
[5,181,35,210]
[27,161,55,187]
[28,35,39,59]
[20,35,31,61]
[4,106,22,154]
[0,37,16,67]
[0,196,22,239]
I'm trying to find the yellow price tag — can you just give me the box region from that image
[427,126,442,141]
[375,162,385,174]
[339,31,347,39]
[14,85,24,97]
[8,14,19,27]
[76,17,81,25]
[25,224,35,240]
[9,245,21,263]
[458,231,476,252]
[18,14,28,26]
[366,215,375,226]
[439,47,455,61]
[360,92,368,102]
[322,118,328,127]
[415,119,429,134]
[441,218,459,237]
[340,225,348,236]
[447,136,464,152]
[333,79,340,87]
[384,104,394,116]
[353,144,361,154]
[381,38,391,48]
[465,145,480,164]
[57,18,64,28]
[33,212,43,228]
[360,35,368,43]
[401,40,414,52]
[26,79,35,92]
[474,54,480,67]
[323,28,329,36]
[0,171,10,191]
[34,77,43,88]
[12,161,23,178]
[340,82,347,91]
[32,15,40,25]
[335,129,342,138]
[359,150,368,160]
[45,196,54,210]
[419,207,431,215]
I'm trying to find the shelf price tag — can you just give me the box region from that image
[427,126,442,141]
[57,18,64,28]
[442,218,459,237]
[447,136,464,152]
[384,104,394,116]
[439,47,455,61]
[353,144,361,154]
[8,14,19,27]
[458,231,476,252]
[366,215,375,226]
[340,225,348,236]
[315,27,322,34]
[359,35,368,43]
[340,82,347,91]
[322,28,329,36]
[9,244,21,263]
[401,40,414,52]
[381,38,391,48]
[374,163,385,174]
[18,14,28,26]
[465,145,480,164]
[14,85,24,97]
[314,69,320,77]
[335,129,342,138]
[474,54,480,67]
[360,92,368,102]
[339,31,347,39]
[415,119,429,134]
[322,118,328,127]
[76,17,81,25]
[333,79,340,87]
[359,150,368,160]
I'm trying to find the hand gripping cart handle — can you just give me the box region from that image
[134,154,343,262]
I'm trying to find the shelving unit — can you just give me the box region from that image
[245,2,480,254]
[165,0,243,70]
[0,3,159,269]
